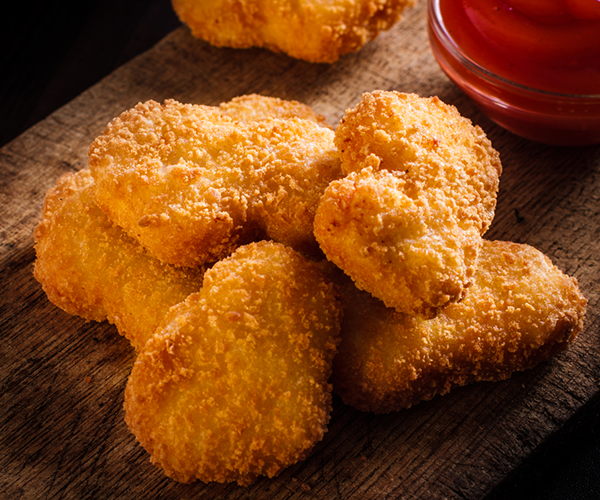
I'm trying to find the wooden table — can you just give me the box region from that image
[2,1,599,498]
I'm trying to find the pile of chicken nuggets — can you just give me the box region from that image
[34,91,587,486]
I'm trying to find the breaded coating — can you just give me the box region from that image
[33,170,205,350]
[331,240,587,414]
[314,91,502,316]
[218,94,330,126]
[124,241,342,485]
[89,98,342,267]
[172,0,415,63]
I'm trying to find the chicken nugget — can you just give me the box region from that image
[33,169,205,350]
[89,98,342,267]
[172,0,415,63]
[314,91,502,316]
[331,240,587,413]
[124,240,342,485]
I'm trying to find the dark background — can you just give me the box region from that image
[1,0,181,147]
[2,1,599,498]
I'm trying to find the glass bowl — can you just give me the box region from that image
[427,0,600,146]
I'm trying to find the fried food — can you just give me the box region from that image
[124,240,342,485]
[33,169,205,350]
[331,240,587,413]
[172,0,415,63]
[314,91,502,317]
[218,93,330,126]
[89,98,342,267]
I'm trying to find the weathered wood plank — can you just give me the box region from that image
[1,2,599,499]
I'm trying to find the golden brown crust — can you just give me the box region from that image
[334,91,502,228]
[314,91,502,316]
[89,98,342,267]
[331,240,587,413]
[172,0,415,63]
[218,94,331,126]
[124,240,342,485]
[33,169,205,350]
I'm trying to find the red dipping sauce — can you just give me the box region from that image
[428,0,600,145]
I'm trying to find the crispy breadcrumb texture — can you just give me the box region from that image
[334,91,501,229]
[33,169,205,350]
[124,240,342,485]
[315,91,502,316]
[315,167,482,316]
[331,240,587,413]
[89,98,342,267]
[172,0,415,63]
[218,94,331,127]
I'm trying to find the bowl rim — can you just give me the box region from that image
[427,0,600,100]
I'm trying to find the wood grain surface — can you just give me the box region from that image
[1,2,599,499]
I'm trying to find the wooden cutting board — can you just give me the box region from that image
[1,2,599,498]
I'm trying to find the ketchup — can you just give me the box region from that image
[439,0,600,95]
